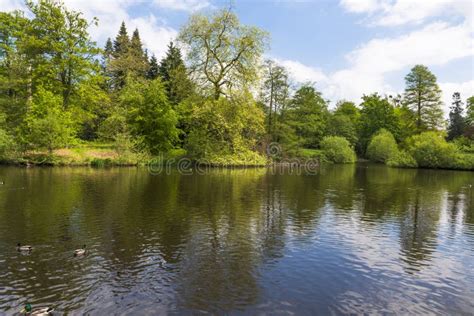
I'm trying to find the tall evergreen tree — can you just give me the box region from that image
[403,65,444,131]
[159,42,184,82]
[159,41,193,105]
[447,92,466,140]
[104,38,113,61]
[113,22,129,57]
[130,29,144,55]
[108,24,148,90]
[147,54,159,80]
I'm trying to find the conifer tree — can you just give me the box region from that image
[147,54,159,80]
[404,65,444,131]
[159,41,193,105]
[447,92,466,140]
[113,22,129,57]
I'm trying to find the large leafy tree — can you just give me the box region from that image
[403,65,444,131]
[283,84,328,148]
[0,11,30,131]
[326,101,360,146]
[358,93,400,153]
[185,92,264,158]
[447,92,466,141]
[24,0,101,109]
[260,59,289,136]
[178,8,268,99]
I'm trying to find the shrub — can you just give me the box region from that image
[387,150,417,168]
[451,152,474,170]
[366,129,399,163]
[320,136,356,163]
[453,136,474,154]
[0,128,14,159]
[406,132,458,169]
[21,87,76,153]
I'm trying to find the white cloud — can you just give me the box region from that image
[274,20,473,110]
[440,80,474,113]
[129,15,177,59]
[0,0,24,11]
[272,58,328,84]
[340,0,473,27]
[340,0,387,14]
[153,0,211,12]
[0,0,178,59]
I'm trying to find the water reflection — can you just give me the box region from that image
[0,165,473,314]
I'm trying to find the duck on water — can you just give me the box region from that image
[17,243,33,252]
[21,303,53,315]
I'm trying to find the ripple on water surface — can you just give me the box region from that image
[0,166,473,314]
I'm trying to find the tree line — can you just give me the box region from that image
[0,1,473,169]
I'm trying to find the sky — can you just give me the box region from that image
[1,0,473,112]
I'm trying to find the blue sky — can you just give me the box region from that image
[2,0,473,112]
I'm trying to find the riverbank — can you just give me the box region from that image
[1,143,473,171]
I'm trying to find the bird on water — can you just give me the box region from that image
[17,243,33,252]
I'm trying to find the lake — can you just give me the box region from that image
[0,164,473,314]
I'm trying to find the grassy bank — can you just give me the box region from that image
[1,143,147,166]
[0,143,270,167]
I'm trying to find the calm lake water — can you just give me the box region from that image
[0,164,473,315]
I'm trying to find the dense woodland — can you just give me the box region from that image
[0,1,473,169]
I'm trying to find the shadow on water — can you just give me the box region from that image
[0,164,473,314]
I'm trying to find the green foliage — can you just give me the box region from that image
[453,136,474,154]
[358,93,400,152]
[467,96,474,125]
[284,84,328,148]
[0,113,14,159]
[334,101,360,120]
[386,150,418,168]
[394,104,417,142]
[320,136,356,164]
[367,129,399,163]
[406,132,458,169]
[185,93,265,160]
[326,113,358,146]
[21,87,76,152]
[404,65,444,131]
[120,78,179,154]
[25,0,101,108]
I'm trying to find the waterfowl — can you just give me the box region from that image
[0,180,4,185]
[21,303,53,315]
[74,245,87,257]
[17,243,33,252]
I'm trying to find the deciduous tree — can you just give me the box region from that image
[178,8,268,99]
